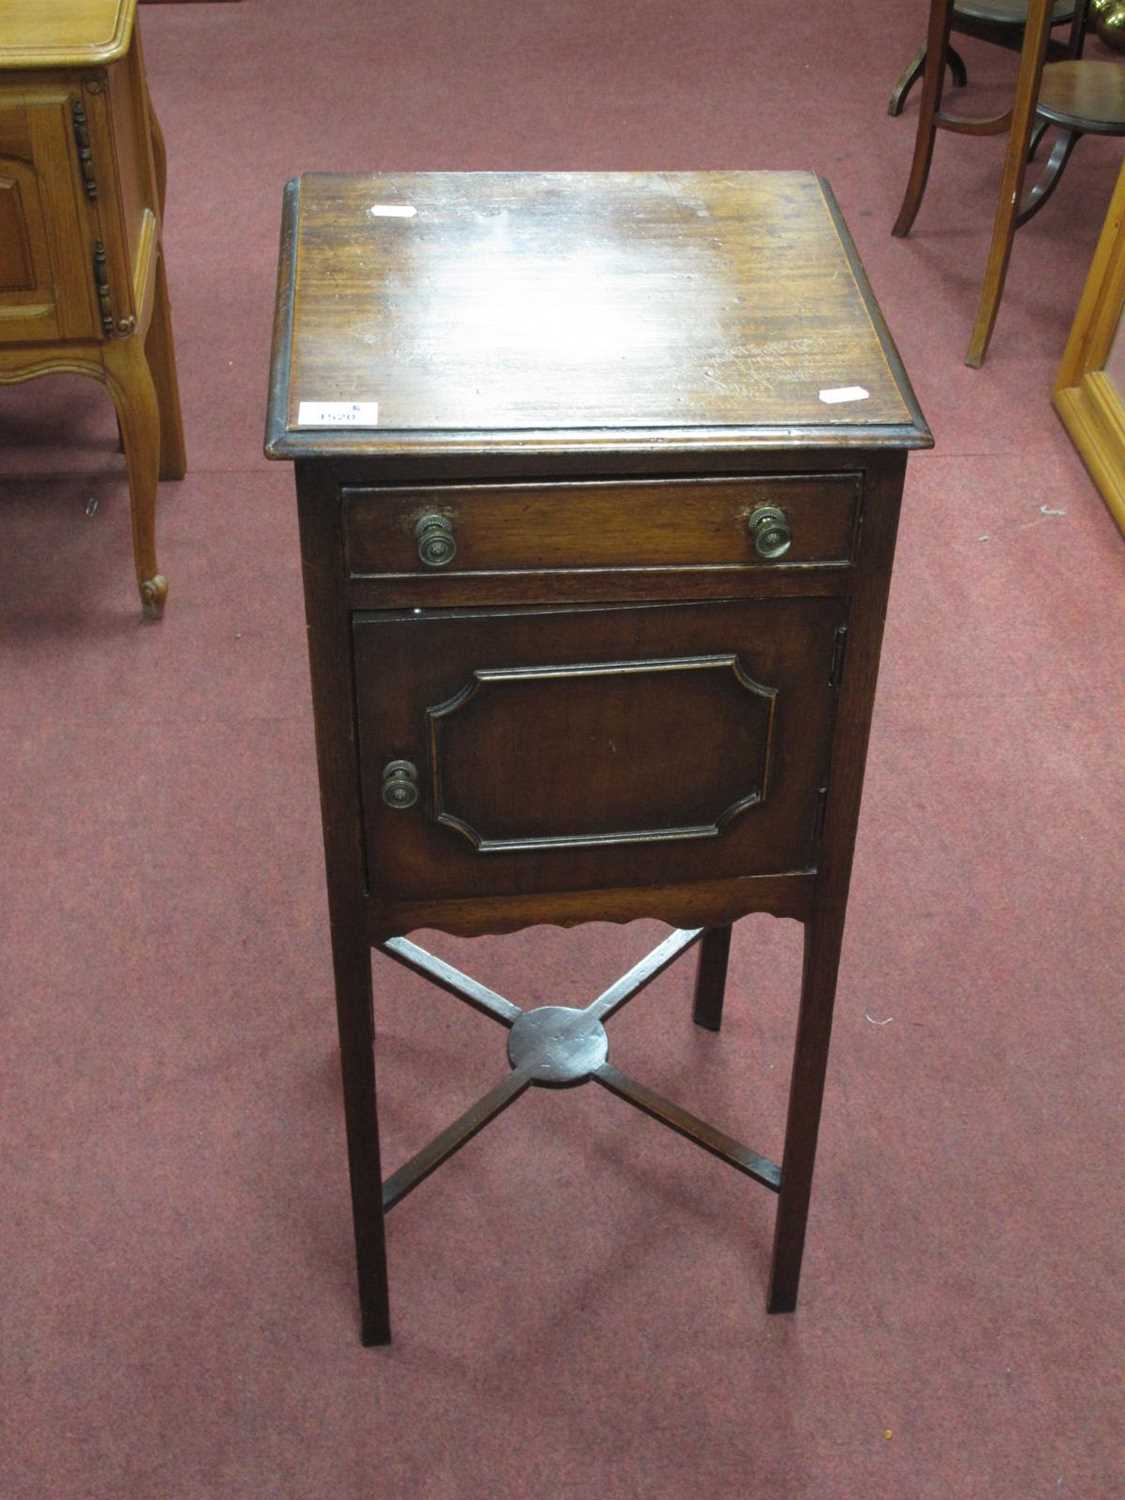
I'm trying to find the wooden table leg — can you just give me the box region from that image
[333,933,392,1346]
[145,247,187,481]
[103,334,166,618]
[692,923,733,1032]
[766,907,845,1313]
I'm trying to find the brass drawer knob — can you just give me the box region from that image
[382,760,419,810]
[748,505,792,560]
[415,513,457,567]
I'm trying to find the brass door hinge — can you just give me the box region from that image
[92,239,113,334]
[71,99,98,200]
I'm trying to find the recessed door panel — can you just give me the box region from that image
[353,598,846,901]
[0,93,99,342]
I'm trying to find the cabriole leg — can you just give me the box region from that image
[103,336,166,619]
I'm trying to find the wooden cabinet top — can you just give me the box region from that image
[0,0,135,69]
[266,171,931,462]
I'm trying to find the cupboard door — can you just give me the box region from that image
[0,89,99,343]
[353,597,846,902]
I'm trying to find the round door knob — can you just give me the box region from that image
[382,759,419,810]
[748,505,792,560]
[415,513,456,567]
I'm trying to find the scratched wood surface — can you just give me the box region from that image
[272,171,927,454]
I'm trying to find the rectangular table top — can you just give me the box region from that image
[0,0,136,68]
[266,170,930,461]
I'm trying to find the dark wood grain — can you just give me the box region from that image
[593,1064,781,1192]
[266,171,929,459]
[378,936,522,1026]
[692,924,734,1032]
[367,872,815,944]
[352,597,845,902]
[1037,59,1125,132]
[295,459,392,1347]
[342,473,861,577]
[587,927,704,1023]
[268,172,929,1343]
[382,1070,532,1213]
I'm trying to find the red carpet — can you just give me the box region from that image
[1,3,1122,1496]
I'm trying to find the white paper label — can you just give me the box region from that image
[297,401,379,428]
[818,385,870,405]
[368,204,417,218]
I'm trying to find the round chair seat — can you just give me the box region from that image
[1038,61,1125,134]
[955,0,1074,22]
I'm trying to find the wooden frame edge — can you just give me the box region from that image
[1053,160,1125,537]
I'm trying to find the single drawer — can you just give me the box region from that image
[342,473,861,578]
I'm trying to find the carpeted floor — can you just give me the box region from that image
[1,3,1122,1497]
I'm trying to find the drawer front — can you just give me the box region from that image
[353,597,846,903]
[342,474,861,578]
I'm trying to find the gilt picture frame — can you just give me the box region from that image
[1054,159,1125,537]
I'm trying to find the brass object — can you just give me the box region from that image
[116,316,135,335]
[82,74,105,94]
[140,575,168,621]
[92,238,113,335]
[70,99,97,200]
[415,512,456,567]
[1096,1,1125,49]
[747,504,792,560]
[381,759,419,809]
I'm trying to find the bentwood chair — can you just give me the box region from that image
[888,0,1087,119]
[892,0,1125,365]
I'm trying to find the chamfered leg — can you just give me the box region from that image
[766,908,846,1314]
[692,924,733,1032]
[332,934,392,1346]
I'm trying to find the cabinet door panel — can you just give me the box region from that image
[0,92,98,342]
[354,598,845,901]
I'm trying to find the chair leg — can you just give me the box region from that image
[103,335,166,619]
[767,909,845,1314]
[965,0,1054,367]
[892,0,957,237]
[1016,128,1081,226]
[145,247,187,481]
[888,44,926,117]
[888,42,967,117]
[692,924,733,1032]
[1067,0,1089,60]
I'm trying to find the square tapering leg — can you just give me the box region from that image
[767,909,845,1313]
[332,937,391,1345]
[692,924,733,1032]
